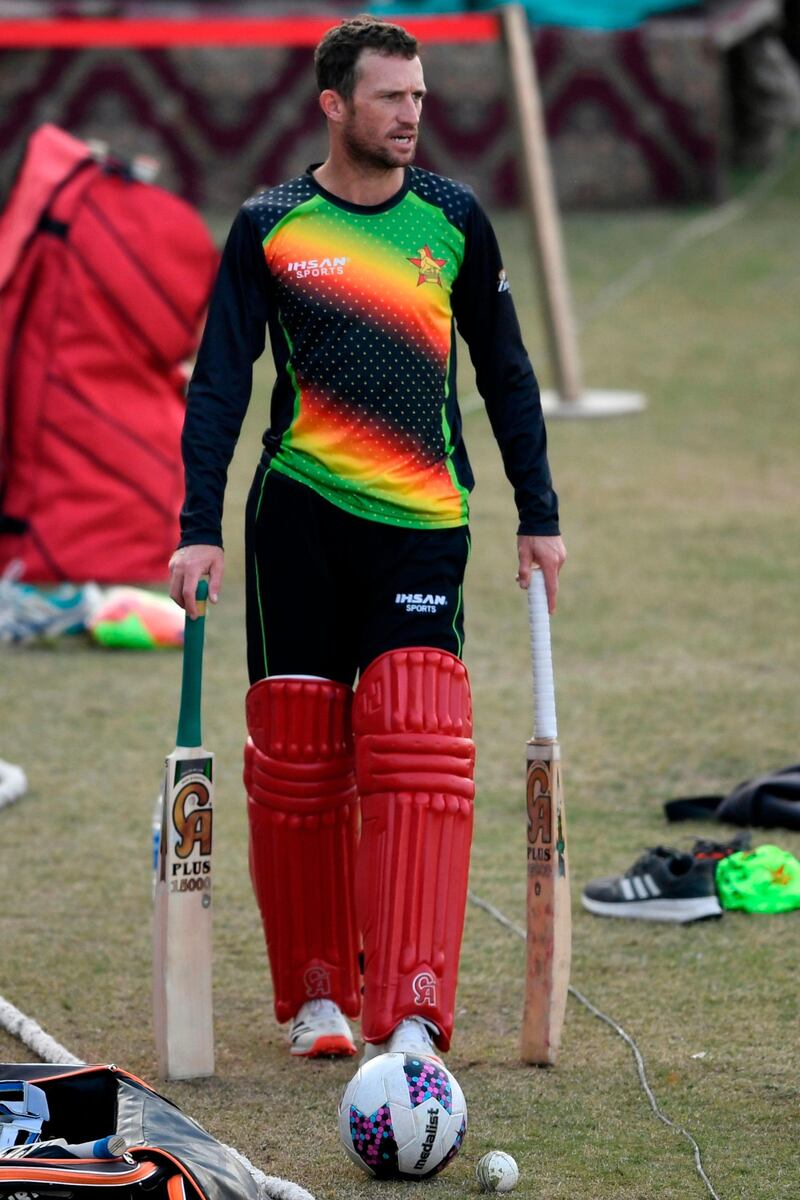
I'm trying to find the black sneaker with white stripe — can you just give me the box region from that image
[581,846,722,923]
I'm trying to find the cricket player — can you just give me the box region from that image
[170,15,566,1060]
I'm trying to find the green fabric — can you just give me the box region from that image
[369,0,700,31]
[92,614,156,649]
[715,845,800,914]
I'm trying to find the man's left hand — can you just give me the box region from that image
[516,534,567,613]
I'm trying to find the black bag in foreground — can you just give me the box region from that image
[0,1062,260,1198]
[664,764,800,832]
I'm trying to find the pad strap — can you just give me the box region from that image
[244,677,360,1023]
[354,647,475,1050]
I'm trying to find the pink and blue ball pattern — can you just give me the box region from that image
[403,1056,453,1113]
[348,1103,400,1176]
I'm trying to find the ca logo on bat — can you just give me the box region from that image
[526,761,552,866]
[171,765,213,859]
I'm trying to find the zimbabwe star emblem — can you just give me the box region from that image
[408,244,446,287]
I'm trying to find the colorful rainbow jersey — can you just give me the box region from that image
[181,167,558,543]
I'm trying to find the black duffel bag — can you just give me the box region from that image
[0,1062,261,1198]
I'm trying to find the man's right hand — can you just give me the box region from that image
[169,545,225,618]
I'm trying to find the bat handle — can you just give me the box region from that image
[62,1135,128,1159]
[528,569,557,741]
[176,579,208,747]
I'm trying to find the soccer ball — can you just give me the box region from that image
[338,1052,467,1180]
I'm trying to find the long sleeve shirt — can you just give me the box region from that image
[180,165,559,547]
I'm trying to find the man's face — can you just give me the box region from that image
[340,50,426,171]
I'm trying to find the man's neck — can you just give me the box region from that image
[313,158,405,208]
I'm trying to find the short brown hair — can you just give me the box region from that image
[314,15,418,99]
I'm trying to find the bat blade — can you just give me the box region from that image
[520,570,571,1066]
[152,582,215,1079]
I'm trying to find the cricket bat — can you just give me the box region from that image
[520,567,571,1065]
[153,579,215,1079]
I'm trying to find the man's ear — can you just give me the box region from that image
[319,89,347,123]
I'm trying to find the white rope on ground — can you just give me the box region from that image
[468,890,722,1200]
[0,995,84,1066]
[0,759,28,810]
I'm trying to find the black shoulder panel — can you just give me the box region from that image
[243,174,317,241]
[407,167,475,233]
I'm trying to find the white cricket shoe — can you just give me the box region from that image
[361,1016,443,1065]
[288,999,356,1058]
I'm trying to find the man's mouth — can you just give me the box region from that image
[390,134,416,145]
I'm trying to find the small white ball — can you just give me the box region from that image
[476,1150,519,1193]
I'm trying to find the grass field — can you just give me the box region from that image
[1,144,799,1199]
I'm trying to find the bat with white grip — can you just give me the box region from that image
[520,567,571,1065]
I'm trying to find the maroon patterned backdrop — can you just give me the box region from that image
[0,18,737,213]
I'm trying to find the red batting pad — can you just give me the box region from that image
[244,677,361,1023]
[354,648,475,1050]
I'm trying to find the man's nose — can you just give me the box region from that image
[399,94,419,125]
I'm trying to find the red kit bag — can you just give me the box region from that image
[0,124,217,583]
